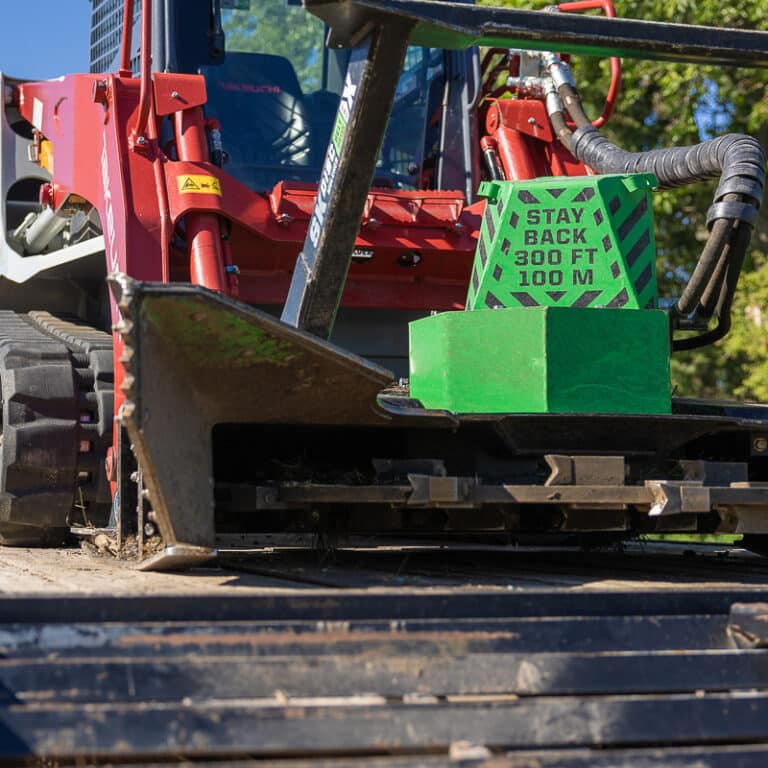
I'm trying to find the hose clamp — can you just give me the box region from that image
[541,51,576,89]
[545,88,564,117]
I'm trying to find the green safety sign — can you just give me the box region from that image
[466,174,658,312]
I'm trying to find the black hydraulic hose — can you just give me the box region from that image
[554,82,765,348]
[697,237,732,319]
[675,217,732,316]
[549,109,574,153]
[559,84,583,129]
[672,223,751,350]
[560,83,732,318]
[562,83,765,205]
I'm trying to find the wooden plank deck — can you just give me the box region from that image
[1,542,767,766]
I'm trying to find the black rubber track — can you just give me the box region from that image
[0,311,112,545]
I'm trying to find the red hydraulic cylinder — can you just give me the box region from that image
[485,104,540,181]
[494,125,539,182]
[174,107,228,292]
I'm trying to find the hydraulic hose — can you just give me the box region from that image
[673,223,751,350]
[551,79,766,350]
[676,216,732,316]
[698,238,732,319]
[549,108,574,153]
[565,84,764,212]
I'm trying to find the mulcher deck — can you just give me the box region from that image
[1,544,768,766]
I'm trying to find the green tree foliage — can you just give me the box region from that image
[480,0,768,400]
[222,0,324,90]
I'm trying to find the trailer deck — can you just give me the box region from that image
[0,543,768,766]
[1,540,768,592]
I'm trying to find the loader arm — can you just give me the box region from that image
[280,19,413,337]
[307,0,768,66]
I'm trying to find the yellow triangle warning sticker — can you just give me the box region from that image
[177,174,222,196]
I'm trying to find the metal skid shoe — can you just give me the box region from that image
[109,275,393,570]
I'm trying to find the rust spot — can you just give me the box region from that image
[18,689,59,701]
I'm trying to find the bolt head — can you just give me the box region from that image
[92,80,108,105]
[754,437,768,453]
[398,251,421,267]
[136,136,147,146]
[171,90,180,99]
[527,116,537,125]
[144,522,157,537]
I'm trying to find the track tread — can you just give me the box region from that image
[0,311,113,544]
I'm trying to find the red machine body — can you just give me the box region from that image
[15,68,482,434]
[10,0,617,509]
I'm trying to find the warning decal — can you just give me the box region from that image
[177,175,222,196]
[466,175,658,312]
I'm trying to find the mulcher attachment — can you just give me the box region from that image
[111,275,768,570]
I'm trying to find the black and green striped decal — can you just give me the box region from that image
[466,174,658,312]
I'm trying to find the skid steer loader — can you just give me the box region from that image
[0,0,767,569]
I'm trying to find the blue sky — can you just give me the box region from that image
[0,2,91,80]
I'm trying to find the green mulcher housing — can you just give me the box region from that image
[410,173,671,415]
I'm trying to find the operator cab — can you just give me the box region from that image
[85,0,478,374]
[90,0,478,198]
[205,0,450,193]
